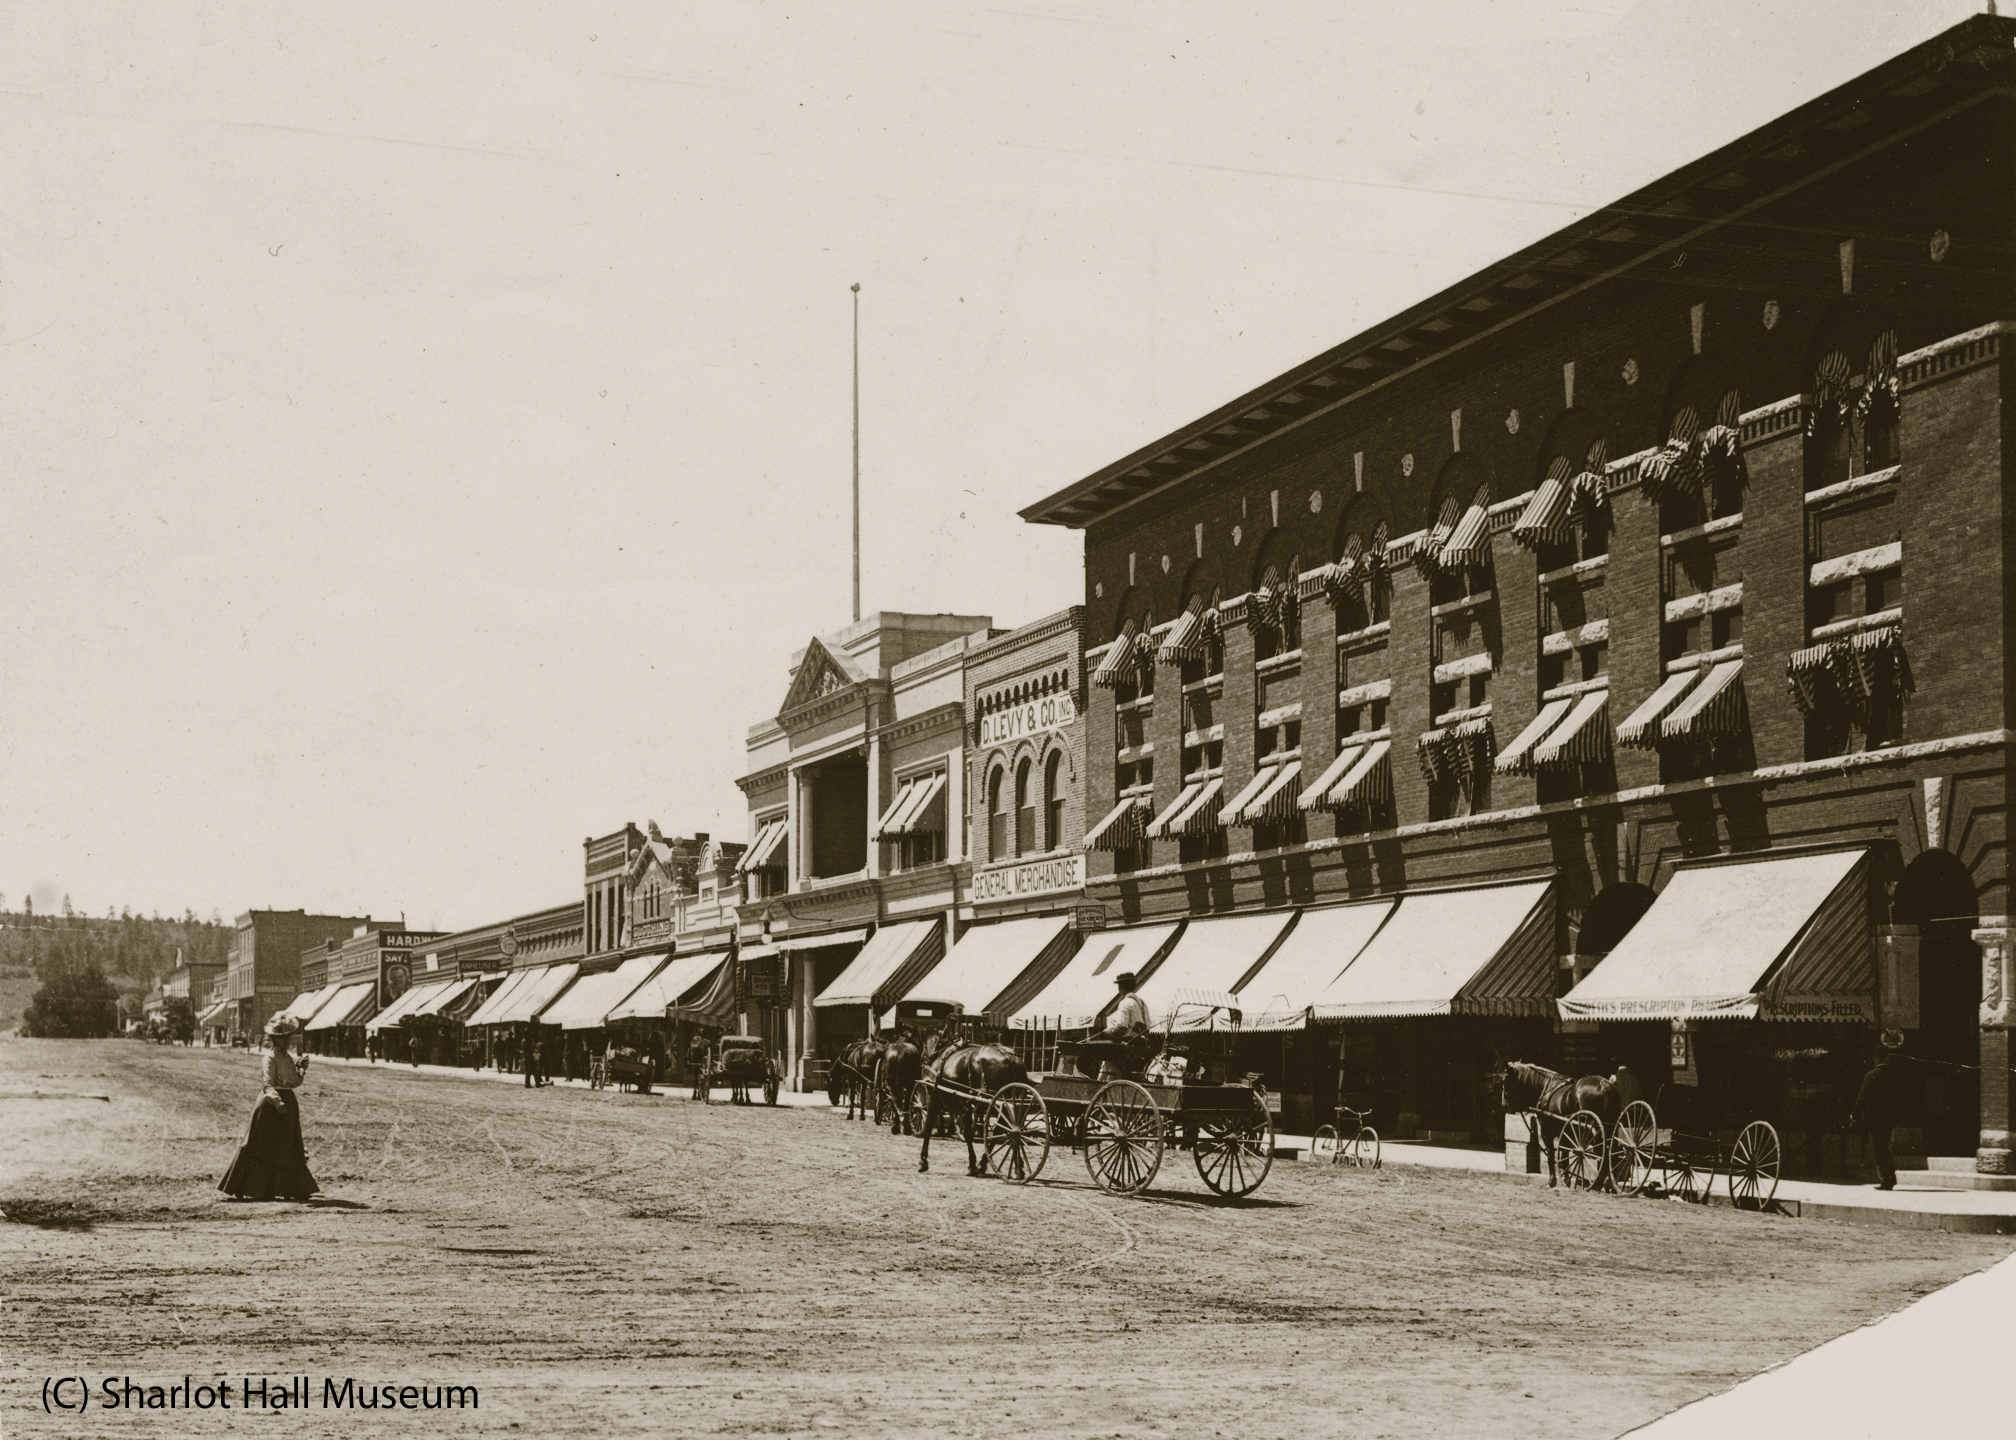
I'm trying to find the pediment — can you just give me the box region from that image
[779,636,867,715]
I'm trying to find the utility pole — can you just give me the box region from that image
[851,282,861,624]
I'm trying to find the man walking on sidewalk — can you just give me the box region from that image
[1849,1030,1913,1191]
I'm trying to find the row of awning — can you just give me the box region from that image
[871,772,947,842]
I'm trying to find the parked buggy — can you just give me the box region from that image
[694,1034,782,1106]
[589,1044,657,1094]
[1558,1081,1782,1209]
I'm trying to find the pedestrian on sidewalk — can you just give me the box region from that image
[407,1031,421,1068]
[1849,1030,1913,1191]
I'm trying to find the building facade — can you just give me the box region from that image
[222,909,373,1039]
[1021,16,2016,1171]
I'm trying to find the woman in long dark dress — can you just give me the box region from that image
[218,1016,320,1201]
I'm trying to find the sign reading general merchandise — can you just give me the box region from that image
[979,691,1078,748]
[973,854,1086,904]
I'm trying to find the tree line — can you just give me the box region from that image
[1,899,233,1039]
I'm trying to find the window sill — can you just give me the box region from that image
[1115,696,1155,714]
[1810,607,1903,642]
[1541,678,1611,703]
[1183,724,1226,747]
[1255,650,1304,675]
[1337,726,1393,745]
[1806,464,1901,506]
[1336,620,1392,647]
[1430,590,1494,618]
[1181,673,1225,695]
[1665,643,1744,674]
[1337,678,1392,708]
[1660,513,1742,548]
[1433,702,1494,727]
[1538,555,1609,587]
[1541,619,1609,655]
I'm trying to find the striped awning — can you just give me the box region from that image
[1786,642,1838,715]
[1510,467,1573,551]
[1616,670,1697,749]
[814,919,946,1011]
[874,771,947,840]
[1168,777,1226,836]
[1412,496,1461,578]
[1417,717,1493,784]
[1561,849,1872,1022]
[1533,690,1610,770]
[1146,779,1206,839]
[1218,764,1283,826]
[1323,534,1368,599]
[1494,696,1575,777]
[738,818,787,874]
[1090,619,1140,690]
[1314,879,1556,1020]
[1247,760,1304,822]
[1850,624,1913,699]
[1157,606,1218,665]
[1662,660,1745,741]
[307,982,377,1030]
[1298,742,1368,811]
[1809,351,1854,435]
[197,1000,231,1026]
[1085,796,1151,851]
[1438,486,1493,570]
[1324,740,1391,813]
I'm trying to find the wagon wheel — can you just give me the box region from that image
[1727,1121,1781,1210]
[873,1080,897,1127]
[1663,1149,1707,1204]
[1607,1101,1658,1197]
[1553,1109,1608,1191]
[1349,1124,1381,1171]
[984,1082,1051,1185]
[1083,1080,1165,1196]
[1311,1124,1341,1166]
[1194,1090,1274,1198]
[910,1081,948,1139]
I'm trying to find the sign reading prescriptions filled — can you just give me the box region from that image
[972,854,1085,904]
[979,691,1077,748]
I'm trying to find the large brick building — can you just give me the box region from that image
[221,909,373,1040]
[1019,16,2016,1174]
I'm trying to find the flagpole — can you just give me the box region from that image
[851,282,862,624]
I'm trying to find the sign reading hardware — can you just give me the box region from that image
[979,692,1078,748]
[973,854,1086,903]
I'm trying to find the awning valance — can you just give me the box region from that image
[366,979,453,1035]
[306,982,377,1031]
[1511,466,1574,551]
[1085,795,1151,851]
[1311,879,1555,1020]
[607,951,727,1022]
[539,955,668,1030]
[1495,697,1575,777]
[1237,900,1397,1030]
[1662,659,1745,741]
[1559,849,1872,1022]
[488,963,582,1026]
[1007,921,1184,1030]
[1146,779,1205,839]
[1134,911,1298,1030]
[405,976,481,1020]
[1416,717,1494,784]
[463,968,539,1027]
[813,919,946,1010]
[1534,689,1610,770]
[1617,670,1696,748]
[775,928,869,952]
[1090,619,1140,689]
[739,818,788,874]
[1168,776,1225,836]
[900,914,1078,1014]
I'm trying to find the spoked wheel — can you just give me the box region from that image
[873,1081,897,1127]
[1728,1121,1781,1210]
[910,1081,949,1138]
[1311,1124,1342,1165]
[764,1074,780,1106]
[1607,1101,1659,1197]
[1553,1109,1608,1191]
[1083,1080,1165,1196]
[985,1082,1051,1184]
[694,1074,710,1104]
[1194,1090,1274,1197]
[1349,1125,1381,1170]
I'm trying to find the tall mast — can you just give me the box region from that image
[851,282,861,624]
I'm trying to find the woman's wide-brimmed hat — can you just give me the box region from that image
[265,1014,302,1037]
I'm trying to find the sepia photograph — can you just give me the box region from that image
[4,2,2015,1436]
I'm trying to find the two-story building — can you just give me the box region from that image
[1019,15,2016,1175]
[221,909,373,1040]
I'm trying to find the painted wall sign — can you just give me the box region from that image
[979,691,1078,748]
[972,853,1086,904]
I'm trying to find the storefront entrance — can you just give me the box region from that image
[1893,850,1981,1157]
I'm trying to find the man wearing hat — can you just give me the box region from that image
[1847,1029,1914,1191]
[1103,972,1150,1039]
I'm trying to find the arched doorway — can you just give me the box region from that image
[1891,850,1980,1156]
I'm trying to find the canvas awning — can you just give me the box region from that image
[463,968,539,1027]
[305,981,376,1031]
[1089,619,1140,689]
[813,919,946,1010]
[776,928,870,951]
[1311,879,1556,1019]
[405,975,481,1020]
[1511,469,1573,550]
[1217,764,1282,826]
[1617,670,1698,748]
[607,951,727,1022]
[275,982,342,1026]
[1006,921,1184,1030]
[1134,910,1299,1030]
[365,979,452,1034]
[1298,742,1365,809]
[874,772,948,839]
[1559,849,1873,1022]
[1438,488,1493,569]
[197,999,232,1026]
[1167,776,1226,836]
[1085,795,1151,850]
[669,952,742,1026]
[1237,899,1398,1030]
[1662,659,1745,741]
[1146,779,1206,839]
[1534,689,1610,770]
[487,963,581,1025]
[899,914,1078,1014]
[1318,740,1391,811]
[1246,760,1303,822]
[539,955,668,1030]
[1494,697,1575,777]
[738,818,787,874]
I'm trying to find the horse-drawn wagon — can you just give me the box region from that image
[1601,1083,1782,1208]
[694,1034,782,1106]
[589,1044,658,1094]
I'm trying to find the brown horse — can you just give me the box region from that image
[917,1043,1028,1176]
[880,1037,923,1135]
[1494,1058,1619,1187]
[828,1039,882,1120]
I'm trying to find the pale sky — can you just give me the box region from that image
[0,0,1974,927]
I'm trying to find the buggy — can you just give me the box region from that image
[694,1033,783,1106]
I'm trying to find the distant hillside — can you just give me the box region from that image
[0,905,233,1021]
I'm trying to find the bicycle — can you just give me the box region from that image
[1311,1103,1381,1169]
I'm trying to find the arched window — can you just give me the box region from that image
[1014,758,1035,856]
[1250,533,1302,662]
[988,766,1008,860]
[1044,751,1065,852]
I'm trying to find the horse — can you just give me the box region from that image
[828,1039,882,1120]
[917,1043,1028,1177]
[879,1037,923,1135]
[1492,1058,1619,1187]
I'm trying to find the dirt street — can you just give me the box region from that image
[3,1039,2009,1438]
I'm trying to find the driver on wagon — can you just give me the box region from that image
[1104,972,1150,1038]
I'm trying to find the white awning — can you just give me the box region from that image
[813,919,945,1010]
[1085,795,1151,850]
[900,914,1076,1014]
[1312,879,1555,1019]
[276,982,342,1025]
[487,963,582,1025]
[365,979,452,1035]
[1217,765,1281,827]
[463,968,539,1027]
[1237,899,1398,1030]
[1146,780,1205,839]
[305,982,376,1031]
[405,975,481,1020]
[1298,743,1366,810]
[606,951,728,1022]
[1617,670,1697,749]
[1167,776,1225,836]
[878,771,947,838]
[1494,697,1575,777]
[1534,689,1611,770]
[1134,911,1298,1030]
[1007,921,1184,1030]
[776,928,869,951]
[538,955,668,1030]
[1559,849,1872,1022]
[738,818,787,874]
[197,999,232,1026]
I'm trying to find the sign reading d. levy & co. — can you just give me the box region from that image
[979,691,1078,748]
[973,854,1085,904]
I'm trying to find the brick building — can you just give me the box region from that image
[221,909,373,1040]
[1019,16,2015,1174]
